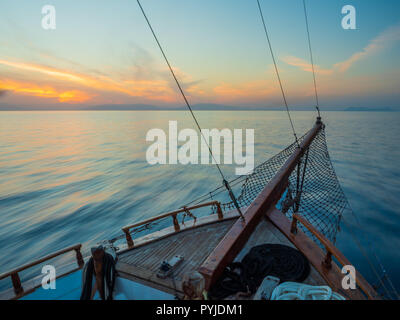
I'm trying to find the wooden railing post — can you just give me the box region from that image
[323,251,333,270]
[290,213,379,298]
[74,246,84,268]
[0,243,85,299]
[290,215,298,234]
[123,228,134,248]
[216,203,223,220]
[172,214,180,231]
[121,201,222,249]
[11,273,23,295]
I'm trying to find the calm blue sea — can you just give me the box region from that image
[0,110,399,297]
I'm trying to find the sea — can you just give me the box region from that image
[0,110,399,297]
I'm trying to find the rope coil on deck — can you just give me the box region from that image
[271,282,345,300]
[209,244,310,300]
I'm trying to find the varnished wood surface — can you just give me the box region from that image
[267,208,372,300]
[0,244,83,280]
[116,214,327,296]
[0,243,84,300]
[291,213,377,299]
[117,209,242,254]
[0,261,82,300]
[117,219,237,294]
[122,201,223,248]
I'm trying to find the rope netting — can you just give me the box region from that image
[186,125,347,245]
[280,127,346,244]
[112,126,347,250]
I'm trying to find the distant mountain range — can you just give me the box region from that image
[0,103,398,112]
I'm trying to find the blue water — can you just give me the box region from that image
[0,111,399,297]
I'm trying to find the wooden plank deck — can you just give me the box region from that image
[116,215,327,297]
[116,219,236,296]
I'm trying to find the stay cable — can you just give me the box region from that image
[136,0,245,220]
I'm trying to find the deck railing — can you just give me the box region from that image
[290,213,377,299]
[0,244,84,296]
[122,201,223,248]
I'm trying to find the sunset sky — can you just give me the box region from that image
[1,0,400,109]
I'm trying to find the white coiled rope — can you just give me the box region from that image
[271,282,346,300]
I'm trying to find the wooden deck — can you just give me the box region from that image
[117,219,236,296]
[116,215,327,297]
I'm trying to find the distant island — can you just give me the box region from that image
[0,103,398,112]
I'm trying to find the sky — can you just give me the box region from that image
[0,0,400,109]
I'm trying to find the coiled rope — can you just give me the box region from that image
[271,282,345,300]
[209,244,310,300]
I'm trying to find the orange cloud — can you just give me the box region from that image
[0,59,133,95]
[0,59,85,83]
[281,56,333,75]
[0,79,91,103]
[0,59,203,103]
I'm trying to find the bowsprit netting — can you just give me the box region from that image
[281,127,346,244]
[188,125,348,244]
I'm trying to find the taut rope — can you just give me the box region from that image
[256,0,299,147]
[136,0,245,220]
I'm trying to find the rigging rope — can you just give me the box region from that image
[371,251,400,299]
[302,0,321,118]
[136,0,244,220]
[256,0,299,147]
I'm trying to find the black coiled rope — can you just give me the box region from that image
[209,244,310,300]
[80,252,116,300]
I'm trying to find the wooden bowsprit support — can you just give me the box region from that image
[198,121,323,290]
[0,244,84,298]
[289,213,378,299]
[122,201,224,248]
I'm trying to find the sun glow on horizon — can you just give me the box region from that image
[0,0,400,108]
[0,79,91,103]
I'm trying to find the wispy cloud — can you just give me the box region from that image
[280,56,333,75]
[0,41,209,105]
[0,58,163,103]
[0,59,87,83]
[282,24,400,74]
[335,24,400,72]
